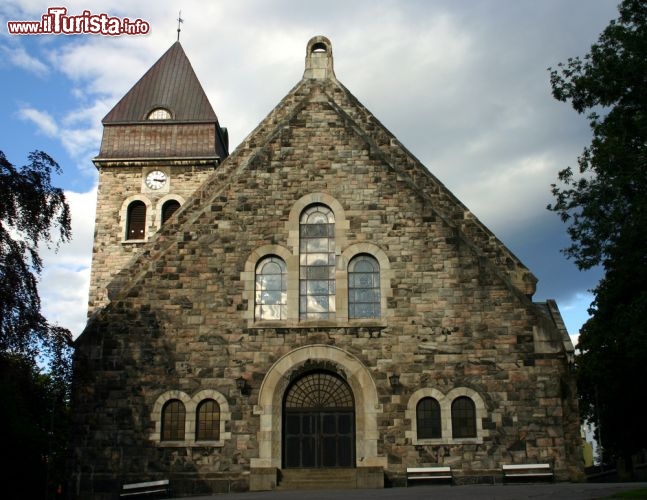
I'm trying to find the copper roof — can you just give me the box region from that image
[102,42,217,123]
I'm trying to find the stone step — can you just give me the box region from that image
[278,468,358,490]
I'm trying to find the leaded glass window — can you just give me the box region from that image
[196,399,220,441]
[148,108,171,120]
[255,256,287,320]
[451,396,476,438]
[416,397,441,439]
[299,205,335,320]
[161,399,185,441]
[285,372,353,409]
[348,254,380,319]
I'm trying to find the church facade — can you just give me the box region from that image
[69,36,584,498]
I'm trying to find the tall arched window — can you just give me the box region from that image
[451,396,476,438]
[348,254,380,319]
[255,256,287,320]
[161,399,185,441]
[126,200,146,240]
[416,397,441,439]
[300,205,335,320]
[161,199,181,225]
[196,399,220,441]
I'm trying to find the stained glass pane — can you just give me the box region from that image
[300,205,335,320]
[348,254,380,319]
[255,256,287,320]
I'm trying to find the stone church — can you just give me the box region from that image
[69,36,583,498]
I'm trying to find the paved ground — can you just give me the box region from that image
[172,482,647,500]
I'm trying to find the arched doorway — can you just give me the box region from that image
[282,370,355,468]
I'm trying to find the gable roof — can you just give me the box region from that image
[100,36,543,324]
[102,41,217,123]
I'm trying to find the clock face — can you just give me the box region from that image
[145,170,167,190]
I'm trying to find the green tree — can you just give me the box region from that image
[1,351,71,499]
[0,150,71,359]
[0,150,73,497]
[548,0,647,471]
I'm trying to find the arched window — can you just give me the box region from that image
[161,199,181,225]
[255,256,287,320]
[126,200,146,240]
[161,399,185,441]
[196,399,220,441]
[416,397,441,439]
[348,254,380,319]
[300,204,335,320]
[148,107,171,120]
[451,396,476,438]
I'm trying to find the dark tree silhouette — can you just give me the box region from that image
[548,0,647,472]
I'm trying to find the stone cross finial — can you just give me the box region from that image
[303,36,335,80]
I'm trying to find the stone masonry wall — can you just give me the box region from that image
[88,163,217,313]
[72,82,582,497]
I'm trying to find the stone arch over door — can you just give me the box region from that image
[252,345,385,469]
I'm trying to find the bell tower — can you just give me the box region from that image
[89,41,228,314]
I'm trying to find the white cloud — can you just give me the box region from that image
[18,106,58,136]
[7,0,619,342]
[17,104,102,176]
[39,187,96,338]
[1,45,48,76]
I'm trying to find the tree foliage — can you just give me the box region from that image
[0,150,73,497]
[1,352,71,499]
[548,0,647,466]
[0,150,72,359]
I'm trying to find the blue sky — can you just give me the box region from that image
[1,0,617,341]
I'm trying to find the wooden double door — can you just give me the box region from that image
[282,371,355,468]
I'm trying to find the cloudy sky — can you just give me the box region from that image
[1,0,618,343]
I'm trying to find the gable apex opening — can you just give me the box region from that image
[304,35,335,80]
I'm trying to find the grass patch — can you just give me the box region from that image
[607,489,647,499]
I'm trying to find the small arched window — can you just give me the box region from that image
[196,399,220,441]
[299,204,335,320]
[161,199,181,225]
[451,396,477,438]
[416,397,441,439]
[348,254,380,319]
[255,256,287,320]
[147,108,171,120]
[126,200,146,240]
[161,399,185,441]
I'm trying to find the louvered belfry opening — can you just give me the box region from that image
[162,199,181,225]
[127,201,146,240]
[283,371,355,468]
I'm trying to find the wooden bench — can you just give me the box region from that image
[502,463,553,483]
[406,466,453,486]
[120,479,170,498]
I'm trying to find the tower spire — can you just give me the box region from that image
[176,11,183,42]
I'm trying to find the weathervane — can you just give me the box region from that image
[177,11,183,42]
